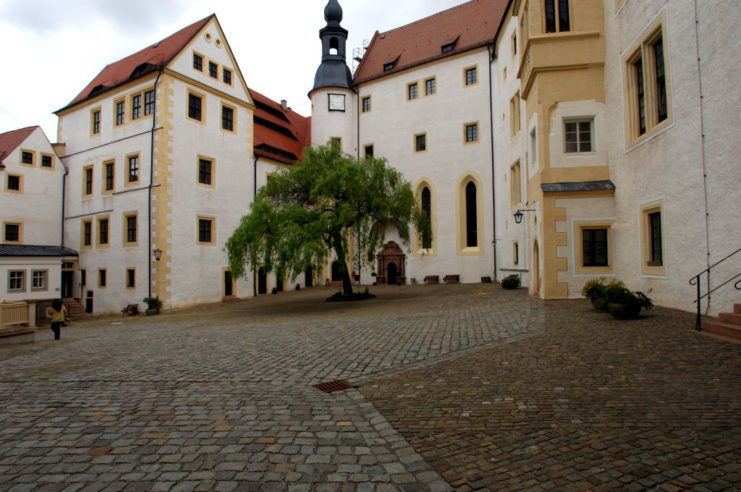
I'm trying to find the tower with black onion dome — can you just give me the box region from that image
[309,0,357,156]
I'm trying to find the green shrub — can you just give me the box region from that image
[581,278,607,300]
[605,284,653,309]
[142,296,162,310]
[501,274,521,289]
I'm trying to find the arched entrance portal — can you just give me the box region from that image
[387,263,398,285]
[376,241,406,285]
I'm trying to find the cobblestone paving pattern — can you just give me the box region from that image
[0,285,542,490]
[362,300,741,491]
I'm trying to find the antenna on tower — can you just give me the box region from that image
[352,39,369,72]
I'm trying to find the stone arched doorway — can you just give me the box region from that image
[377,241,406,285]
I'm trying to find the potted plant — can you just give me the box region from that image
[582,278,609,311]
[604,284,653,319]
[142,296,162,315]
[501,274,521,289]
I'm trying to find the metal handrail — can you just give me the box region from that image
[689,247,741,331]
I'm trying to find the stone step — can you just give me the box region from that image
[63,299,89,321]
[719,312,741,326]
[703,320,741,341]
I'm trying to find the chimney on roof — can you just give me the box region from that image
[280,99,288,112]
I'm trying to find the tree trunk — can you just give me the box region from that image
[341,268,354,297]
[332,234,354,297]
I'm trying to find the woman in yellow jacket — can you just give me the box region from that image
[47,299,68,340]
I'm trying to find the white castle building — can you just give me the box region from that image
[1,0,739,322]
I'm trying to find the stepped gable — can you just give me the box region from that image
[56,15,215,112]
[0,126,38,168]
[250,89,311,165]
[354,0,509,85]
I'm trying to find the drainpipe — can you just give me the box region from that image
[60,164,68,247]
[148,68,163,300]
[693,0,711,314]
[487,42,498,281]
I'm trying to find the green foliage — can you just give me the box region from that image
[142,296,162,310]
[226,145,425,296]
[581,278,607,300]
[604,284,653,309]
[501,274,521,289]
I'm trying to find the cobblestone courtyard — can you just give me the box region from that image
[0,284,739,491]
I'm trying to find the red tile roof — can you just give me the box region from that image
[57,15,215,113]
[250,90,311,166]
[354,0,509,85]
[0,126,38,168]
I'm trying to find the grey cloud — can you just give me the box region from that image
[0,0,187,36]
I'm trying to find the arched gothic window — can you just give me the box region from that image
[421,186,432,249]
[465,182,478,247]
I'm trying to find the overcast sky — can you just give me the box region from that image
[0,0,469,140]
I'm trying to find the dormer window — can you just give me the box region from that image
[441,43,455,53]
[383,62,395,72]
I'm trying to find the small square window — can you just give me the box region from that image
[198,159,213,185]
[415,134,427,152]
[198,218,214,244]
[21,151,33,165]
[425,78,436,96]
[144,90,155,116]
[188,93,202,121]
[32,270,47,291]
[209,62,218,78]
[193,53,203,71]
[223,68,232,85]
[408,82,418,101]
[222,106,234,131]
[565,120,593,153]
[41,155,52,168]
[9,271,25,292]
[361,96,371,113]
[4,223,20,242]
[465,67,478,86]
[116,101,125,126]
[364,145,374,158]
[7,174,20,191]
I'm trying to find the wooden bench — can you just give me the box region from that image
[121,304,140,317]
[444,274,460,284]
[424,275,439,284]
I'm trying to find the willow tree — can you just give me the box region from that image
[226,144,428,297]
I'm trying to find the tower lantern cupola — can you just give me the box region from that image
[311,0,352,93]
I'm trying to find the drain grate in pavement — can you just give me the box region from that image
[312,379,358,393]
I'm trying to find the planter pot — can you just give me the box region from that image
[145,307,159,316]
[591,297,609,312]
[608,302,641,320]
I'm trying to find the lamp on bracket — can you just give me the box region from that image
[153,248,163,262]
[513,208,536,224]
